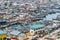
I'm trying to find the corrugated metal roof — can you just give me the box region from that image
[26,24,45,29]
[10,30,21,35]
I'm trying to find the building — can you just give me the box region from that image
[26,24,45,35]
[9,30,21,37]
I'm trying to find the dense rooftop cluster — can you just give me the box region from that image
[0,0,60,40]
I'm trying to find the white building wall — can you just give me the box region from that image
[30,29,35,35]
